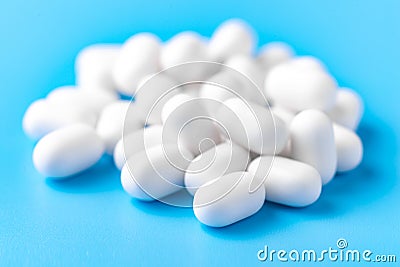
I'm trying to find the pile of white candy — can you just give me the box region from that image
[23,19,364,227]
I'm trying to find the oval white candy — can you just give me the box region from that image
[33,124,105,178]
[75,44,120,91]
[199,71,246,115]
[265,61,337,112]
[225,56,266,106]
[23,99,97,140]
[185,142,250,196]
[247,156,322,207]
[134,73,178,125]
[208,19,256,62]
[193,171,265,227]
[215,98,288,155]
[257,42,294,71]
[328,88,364,130]
[47,86,118,114]
[161,31,210,82]
[162,94,221,156]
[121,144,194,201]
[96,101,143,154]
[113,125,163,170]
[290,109,337,185]
[113,33,161,96]
[333,124,363,172]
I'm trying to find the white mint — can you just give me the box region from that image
[265,60,337,112]
[247,156,322,207]
[225,55,266,104]
[134,73,178,125]
[113,125,163,170]
[193,171,265,227]
[46,86,118,114]
[199,70,263,115]
[23,99,97,140]
[257,42,294,71]
[215,98,288,155]
[161,31,210,82]
[333,124,363,172]
[290,110,337,185]
[96,100,143,154]
[113,33,161,96]
[208,19,256,62]
[185,142,250,196]
[75,44,120,91]
[328,88,364,130]
[33,124,105,178]
[162,94,221,156]
[121,144,194,201]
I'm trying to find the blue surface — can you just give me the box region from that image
[1,0,399,266]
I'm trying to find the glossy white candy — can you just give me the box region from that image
[113,125,163,170]
[113,33,161,96]
[247,156,322,207]
[290,110,337,185]
[208,19,255,62]
[121,144,194,201]
[215,98,288,155]
[162,94,221,156]
[193,171,265,227]
[134,73,178,125]
[96,101,143,154]
[265,60,337,112]
[225,55,265,103]
[328,88,364,130]
[47,86,118,114]
[75,44,120,91]
[23,99,97,140]
[290,56,326,71]
[33,124,105,178]
[185,142,250,196]
[333,124,363,172]
[257,42,294,71]
[199,71,262,115]
[161,32,210,82]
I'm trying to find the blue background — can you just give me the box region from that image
[1,0,399,266]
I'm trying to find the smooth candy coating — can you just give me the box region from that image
[161,32,210,82]
[199,71,261,115]
[289,56,326,71]
[113,33,161,96]
[134,73,178,125]
[247,156,322,207]
[257,42,294,71]
[185,142,250,196]
[328,88,364,130]
[215,98,288,155]
[333,124,363,172]
[161,94,221,156]
[23,99,97,140]
[113,125,163,170]
[121,144,194,201]
[225,55,266,104]
[33,124,105,178]
[265,60,337,112]
[75,44,120,91]
[47,86,118,114]
[96,101,143,154]
[193,171,265,227]
[208,19,256,62]
[290,110,337,185]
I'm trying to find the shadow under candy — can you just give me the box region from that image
[46,155,122,194]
